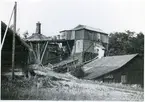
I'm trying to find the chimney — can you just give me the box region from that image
[36,21,41,34]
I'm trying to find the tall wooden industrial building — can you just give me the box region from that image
[25,23,109,66]
[60,25,109,63]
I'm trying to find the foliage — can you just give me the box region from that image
[108,30,144,56]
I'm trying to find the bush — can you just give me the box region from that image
[70,65,84,78]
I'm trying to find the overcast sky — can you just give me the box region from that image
[1,0,145,37]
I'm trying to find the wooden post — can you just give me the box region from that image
[30,42,37,60]
[12,2,17,80]
[106,43,109,56]
[40,41,49,63]
[66,41,71,55]
[73,40,76,68]
[37,43,40,63]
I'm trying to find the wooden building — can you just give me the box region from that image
[82,54,144,87]
[1,21,32,73]
[60,25,109,63]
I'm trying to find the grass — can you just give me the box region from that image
[93,80,144,92]
[1,75,144,100]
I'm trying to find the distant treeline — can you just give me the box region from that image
[107,30,144,56]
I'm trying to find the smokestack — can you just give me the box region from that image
[36,21,41,34]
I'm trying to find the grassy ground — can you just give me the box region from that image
[1,75,144,101]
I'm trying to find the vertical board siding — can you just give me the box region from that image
[75,30,84,40]
[98,56,144,86]
[83,40,94,53]
[71,30,75,39]
[1,29,29,72]
[84,30,99,41]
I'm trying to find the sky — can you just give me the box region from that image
[1,0,145,37]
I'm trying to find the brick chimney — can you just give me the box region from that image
[36,21,41,34]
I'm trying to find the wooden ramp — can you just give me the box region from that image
[52,58,78,72]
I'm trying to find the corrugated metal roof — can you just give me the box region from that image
[83,54,138,79]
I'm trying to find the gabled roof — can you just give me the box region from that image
[72,24,103,32]
[82,54,138,79]
[25,33,48,41]
[60,24,108,35]
[1,21,32,51]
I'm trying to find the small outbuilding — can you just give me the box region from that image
[60,24,109,63]
[82,54,144,87]
[1,21,32,74]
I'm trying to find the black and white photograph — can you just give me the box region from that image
[0,0,144,101]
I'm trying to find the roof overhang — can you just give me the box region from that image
[1,21,33,51]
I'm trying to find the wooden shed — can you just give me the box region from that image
[1,21,32,73]
[83,54,144,87]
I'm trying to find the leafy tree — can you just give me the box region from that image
[108,31,144,56]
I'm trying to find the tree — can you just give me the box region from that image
[108,31,144,56]
[127,32,144,55]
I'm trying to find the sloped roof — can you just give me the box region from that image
[60,24,108,35]
[1,21,32,51]
[72,24,103,32]
[83,54,138,79]
[25,33,48,41]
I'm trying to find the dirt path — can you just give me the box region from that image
[58,80,144,101]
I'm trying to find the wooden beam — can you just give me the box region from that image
[1,5,14,50]
[72,40,76,68]
[37,43,40,63]
[66,40,77,70]
[41,42,46,55]
[30,42,37,60]
[83,41,94,62]
[40,41,49,63]
[66,41,71,54]
[12,2,17,80]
